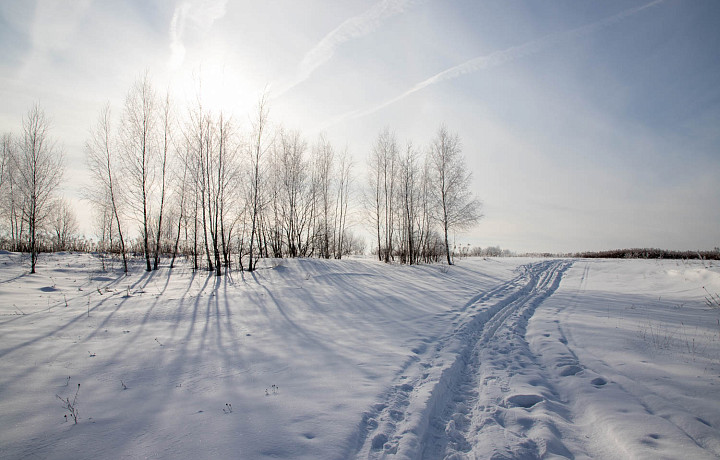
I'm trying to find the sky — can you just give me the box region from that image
[1,0,719,253]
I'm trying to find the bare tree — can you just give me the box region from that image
[333,147,352,259]
[93,203,113,269]
[216,112,240,271]
[15,104,65,273]
[367,141,383,261]
[275,128,311,257]
[418,154,438,263]
[121,73,157,272]
[0,133,9,196]
[429,125,482,265]
[398,141,420,264]
[246,94,271,272]
[184,93,209,271]
[85,104,128,272]
[169,143,190,269]
[312,134,335,259]
[1,133,26,251]
[50,198,78,251]
[367,128,398,262]
[202,110,238,276]
[1,134,15,244]
[265,137,285,258]
[153,91,173,270]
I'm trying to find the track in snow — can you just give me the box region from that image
[352,259,574,459]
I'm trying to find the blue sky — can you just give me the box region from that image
[1,0,718,253]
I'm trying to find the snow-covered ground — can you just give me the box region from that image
[0,252,718,459]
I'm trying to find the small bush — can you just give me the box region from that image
[57,383,80,424]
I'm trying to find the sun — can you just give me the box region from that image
[166,54,258,118]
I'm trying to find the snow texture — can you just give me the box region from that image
[0,253,719,459]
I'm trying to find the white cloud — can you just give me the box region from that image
[169,3,190,70]
[168,0,228,70]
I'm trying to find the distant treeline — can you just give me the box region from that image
[573,248,720,260]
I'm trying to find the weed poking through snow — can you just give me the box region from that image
[702,286,720,308]
[57,383,80,424]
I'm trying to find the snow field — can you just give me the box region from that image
[528,259,720,460]
[0,252,521,459]
[0,253,719,459]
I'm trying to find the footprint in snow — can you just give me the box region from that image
[506,394,544,409]
[398,383,413,392]
[411,343,427,354]
[559,365,583,377]
[371,433,388,450]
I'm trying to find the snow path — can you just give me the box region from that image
[354,259,576,459]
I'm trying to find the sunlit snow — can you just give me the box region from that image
[1,252,719,459]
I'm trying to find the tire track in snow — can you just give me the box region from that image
[351,259,572,459]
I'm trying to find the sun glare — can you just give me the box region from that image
[166,57,258,118]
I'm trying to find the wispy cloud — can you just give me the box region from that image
[273,0,419,97]
[20,0,93,74]
[325,0,664,127]
[169,3,190,69]
[169,0,228,70]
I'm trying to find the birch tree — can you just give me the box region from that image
[333,147,352,259]
[276,128,311,257]
[121,73,157,272]
[0,133,9,197]
[398,142,420,264]
[0,133,23,248]
[50,198,78,251]
[429,125,482,265]
[367,128,398,262]
[16,104,65,273]
[246,94,271,272]
[153,92,173,270]
[85,104,128,272]
[312,134,334,259]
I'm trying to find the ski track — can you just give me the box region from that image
[352,259,575,459]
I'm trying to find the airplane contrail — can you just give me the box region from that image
[272,0,421,98]
[324,0,664,128]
